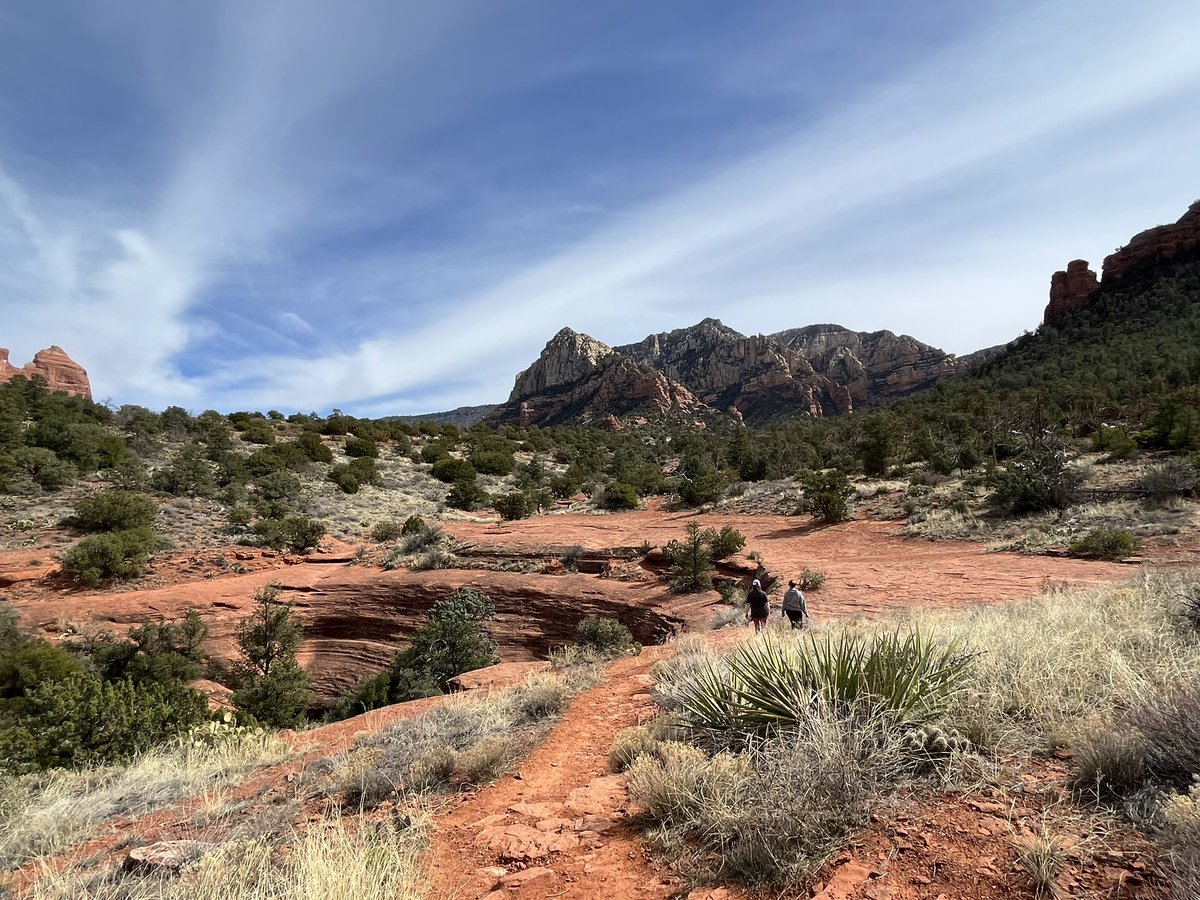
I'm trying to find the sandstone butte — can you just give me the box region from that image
[0,345,91,399]
[1044,199,1200,326]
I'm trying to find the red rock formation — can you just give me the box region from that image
[1044,260,1101,325]
[0,345,91,398]
[1103,200,1200,284]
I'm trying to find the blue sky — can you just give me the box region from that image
[1,1,1198,415]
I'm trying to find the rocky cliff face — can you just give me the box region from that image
[772,324,963,405]
[1103,200,1200,284]
[0,345,91,398]
[617,318,849,422]
[1045,260,1101,325]
[1043,201,1200,325]
[491,318,966,426]
[499,328,707,427]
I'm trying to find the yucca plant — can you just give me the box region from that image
[674,629,971,738]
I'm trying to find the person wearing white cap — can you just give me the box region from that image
[745,578,770,634]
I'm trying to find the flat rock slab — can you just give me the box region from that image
[476,823,579,861]
[564,775,627,816]
[123,840,215,873]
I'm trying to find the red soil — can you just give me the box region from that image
[2,508,1177,898]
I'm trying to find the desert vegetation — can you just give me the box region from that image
[618,573,1200,895]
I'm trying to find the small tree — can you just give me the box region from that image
[663,520,714,593]
[602,481,639,510]
[493,491,534,521]
[801,469,854,524]
[707,525,745,560]
[404,588,498,688]
[447,477,487,510]
[231,584,312,727]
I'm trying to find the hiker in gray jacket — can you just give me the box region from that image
[781,580,808,629]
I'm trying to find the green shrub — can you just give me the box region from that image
[401,514,426,535]
[446,477,486,510]
[707,525,745,560]
[329,457,381,493]
[1067,528,1140,560]
[493,491,534,520]
[799,568,826,591]
[0,674,207,774]
[469,450,514,476]
[404,588,498,688]
[678,471,726,507]
[151,443,216,497]
[987,451,1081,514]
[674,630,971,737]
[253,470,303,502]
[602,481,639,510]
[431,457,476,483]
[61,526,161,587]
[344,437,379,458]
[800,469,854,524]
[420,443,451,464]
[294,431,333,463]
[237,418,276,445]
[253,515,325,552]
[12,446,76,490]
[370,520,406,542]
[65,490,156,532]
[575,616,636,656]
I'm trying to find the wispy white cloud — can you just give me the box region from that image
[185,0,1200,410]
[0,0,1197,413]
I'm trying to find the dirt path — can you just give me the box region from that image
[424,650,702,900]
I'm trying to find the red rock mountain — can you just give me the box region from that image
[1044,200,1200,325]
[490,319,970,426]
[0,345,91,398]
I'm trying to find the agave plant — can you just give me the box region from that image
[673,629,972,738]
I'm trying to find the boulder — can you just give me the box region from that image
[122,840,214,873]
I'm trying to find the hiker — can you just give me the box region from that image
[745,579,770,634]
[781,579,808,629]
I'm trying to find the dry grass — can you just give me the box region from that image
[898,574,1200,752]
[0,728,289,868]
[338,673,576,809]
[906,496,1200,552]
[28,811,429,900]
[627,704,910,884]
[1014,822,1069,898]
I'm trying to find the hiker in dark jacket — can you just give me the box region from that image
[781,580,808,629]
[745,579,770,634]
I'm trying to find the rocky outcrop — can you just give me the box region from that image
[496,328,707,427]
[1103,200,1200,284]
[508,328,618,401]
[1042,201,1200,325]
[491,318,966,426]
[0,345,91,398]
[617,319,850,422]
[772,324,963,406]
[1044,260,1101,325]
[16,564,687,705]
